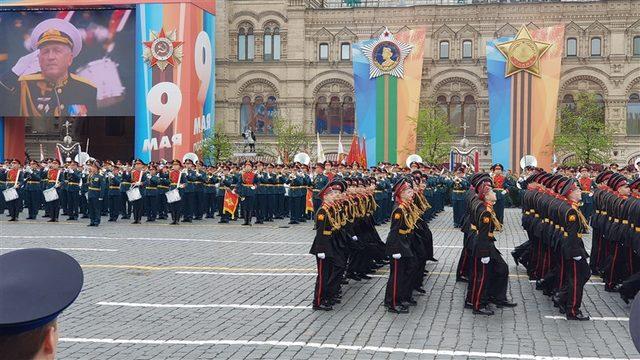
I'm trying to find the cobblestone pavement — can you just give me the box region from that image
[1,208,638,360]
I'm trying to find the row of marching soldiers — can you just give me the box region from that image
[310,171,437,313]
[512,169,640,320]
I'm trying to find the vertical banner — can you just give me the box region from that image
[353,27,426,167]
[487,25,564,172]
[135,2,215,162]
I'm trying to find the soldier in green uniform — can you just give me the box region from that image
[64,160,81,221]
[144,165,160,222]
[312,163,329,215]
[23,160,42,219]
[106,164,122,222]
[0,19,97,117]
[86,161,105,227]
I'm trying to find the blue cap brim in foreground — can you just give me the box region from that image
[630,296,640,352]
[0,248,84,336]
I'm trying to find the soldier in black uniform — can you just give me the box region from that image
[23,160,42,219]
[0,19,97,117]
[86,161,105,227]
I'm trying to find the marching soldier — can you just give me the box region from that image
[157,165,170,220]
[449,167,470,228]
[23,160,42,220]
[64,160,81,221]
[107,163,122,222]
[182,158,196,223]
[310,179,346,311]
[86,161,105,227]
[312,163,329,215]
[490,163,511,224]
[238,161,258,226]
[5,159,24,221]
[129,159,146,224]
[204,166,218,219]
[45,159,63,222]
[145,165,160,222]
[168,160,186,225]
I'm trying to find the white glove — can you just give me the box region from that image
[351,236,358,241]
[12,50,41,76]
[392,253,401,260]
[573,256,582,261]
[481,257,490,264]
[317,253,326,259]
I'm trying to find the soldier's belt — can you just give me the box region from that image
[322,231,332,235]
[121,182,131,185]
[595,210,601,214]
[582,191,592,194]
[218,186,229,190]
[109,186,120,189]
[27,181,40,184]
[147,187,157,190]
[622,220,628,224]
[313,189,321,192]
[194,182,202,184]
[399,229,412,235]
[374,190,382,193]
[563,232,582,238]
[636,227,640,232]
[261,184,275,186]
[544,219,550,223]
[170,183,179,186]
[47,180,57,183]
[602,211,608,215]
[453,190,466,193]
[88,187,101,191]
[67,182,79,186]
[205,184,216,187]
[614,218,620,223]
[555,225,560,229]
[290,186,306,189]
[158,186,169,189]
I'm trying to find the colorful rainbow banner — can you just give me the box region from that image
[487,25,564,172]
[353,27,426,167]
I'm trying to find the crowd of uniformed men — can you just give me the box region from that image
[2,156,640,319]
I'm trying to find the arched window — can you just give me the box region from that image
[237,23,254,61]
[590,37,601,57]
[315,90,355,135]
[436,95,448,118]
[439,41,449,59]
[239,94,278,134]
[462,40,472,59]
[263,23,281,61]
[566,38,577,57]
[342,96,355,134]
[319,43,329,61]
[562,94,576,111]
[462,95,477,136]
[634,36,640,56]
[449,95,462,134]
[627,93,640,135]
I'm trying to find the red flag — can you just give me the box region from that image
[223,190,239,219]
[360,137,367,168]
[346,135,360,166]
[306,189,314,213]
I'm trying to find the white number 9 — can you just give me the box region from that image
[148,82,182,133]
[195,31,212,105]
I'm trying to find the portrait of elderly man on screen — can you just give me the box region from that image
[0,18,97,117]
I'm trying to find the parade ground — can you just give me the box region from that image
[1,208,638,360]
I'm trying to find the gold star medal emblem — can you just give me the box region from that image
[143,28,184,71]
[496,26,552,78]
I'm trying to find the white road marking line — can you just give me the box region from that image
[529,280,605,286]
[0,247,118,252]
[545,316,629,321]
[97,302,310,310]
[58,337,632,359]
[0,235,309,245]
[252,253,313,256]
[175,271,386,278]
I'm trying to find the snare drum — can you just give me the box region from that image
[165,189,181,203]
[2,188,18,202]
[43,187,59,202]
[127,187,142,202]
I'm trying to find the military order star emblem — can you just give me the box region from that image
[143,28,184,71]
[361,27,413,79]
[495,26,552,78]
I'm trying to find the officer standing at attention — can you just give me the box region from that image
[0,248,83,360]
[182,158,197,223]
[86,161,105,227]
[129,159,146,224]
[24,160,42,220]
